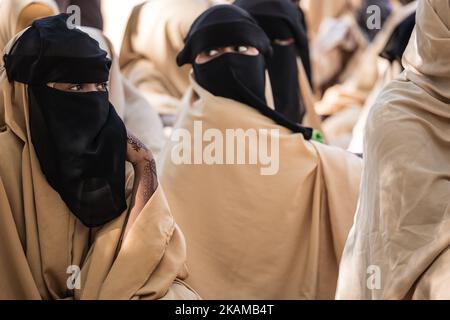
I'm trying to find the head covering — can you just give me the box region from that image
[159,74,362,299]
[119,0,211,116]
[336,0,450,299]
[234,0,310,125]
[0,18,197,300]
[4,14,126,227]
[177,4,313,140]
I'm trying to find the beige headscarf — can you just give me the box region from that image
[80,27,165,157]
[0,33,198,300]
[159,75,362,299]
[119,0,211,116]
[336,0,450,300]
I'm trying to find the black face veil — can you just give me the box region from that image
[234,0,311,124]
[177,5,312,140]
[4,14,128,228]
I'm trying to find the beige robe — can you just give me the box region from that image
[119,0,211,116]
[0,33,198,300]
[159,75,362,299]
[336,0,450,300]
[80,27,165,157]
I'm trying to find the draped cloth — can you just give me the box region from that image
[336,0,450,299]
[0,33,198,300]
[159,75,362,299]
[81,27,165,156]
[119,0,211,116]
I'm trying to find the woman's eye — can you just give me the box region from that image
[69,84,82,91]
[237,46,248,53]
[97,82,108,91]
[207,49,219,57]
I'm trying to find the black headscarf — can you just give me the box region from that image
[380,12,416,66]
[4,14,127,228]
[234,0,311,124]
[177,5,312,140]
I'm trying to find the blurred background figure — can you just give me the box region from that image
[314,0,416,149]
[119,0,213,128]
[55,0,103,29]
[80,26,166,156]
[1,0,166,156]
[0,0,57,53]
[348,1,416,153]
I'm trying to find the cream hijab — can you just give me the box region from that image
[80,27,165,157]
[336,0,450,299]
[119,0,211,116]
[159,75,362,299]
[0,32,197,300]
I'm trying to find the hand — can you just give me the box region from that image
[126,131,153,166]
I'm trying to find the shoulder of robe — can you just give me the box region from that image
[364,80,430,154]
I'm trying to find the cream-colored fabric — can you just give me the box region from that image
[0,0,57,52]
[159,75,362,299]
[119,0,211,116]
[336,0,450,300]
[0,33,198,300]
[80,27,165,156]
[318,1,418,149]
